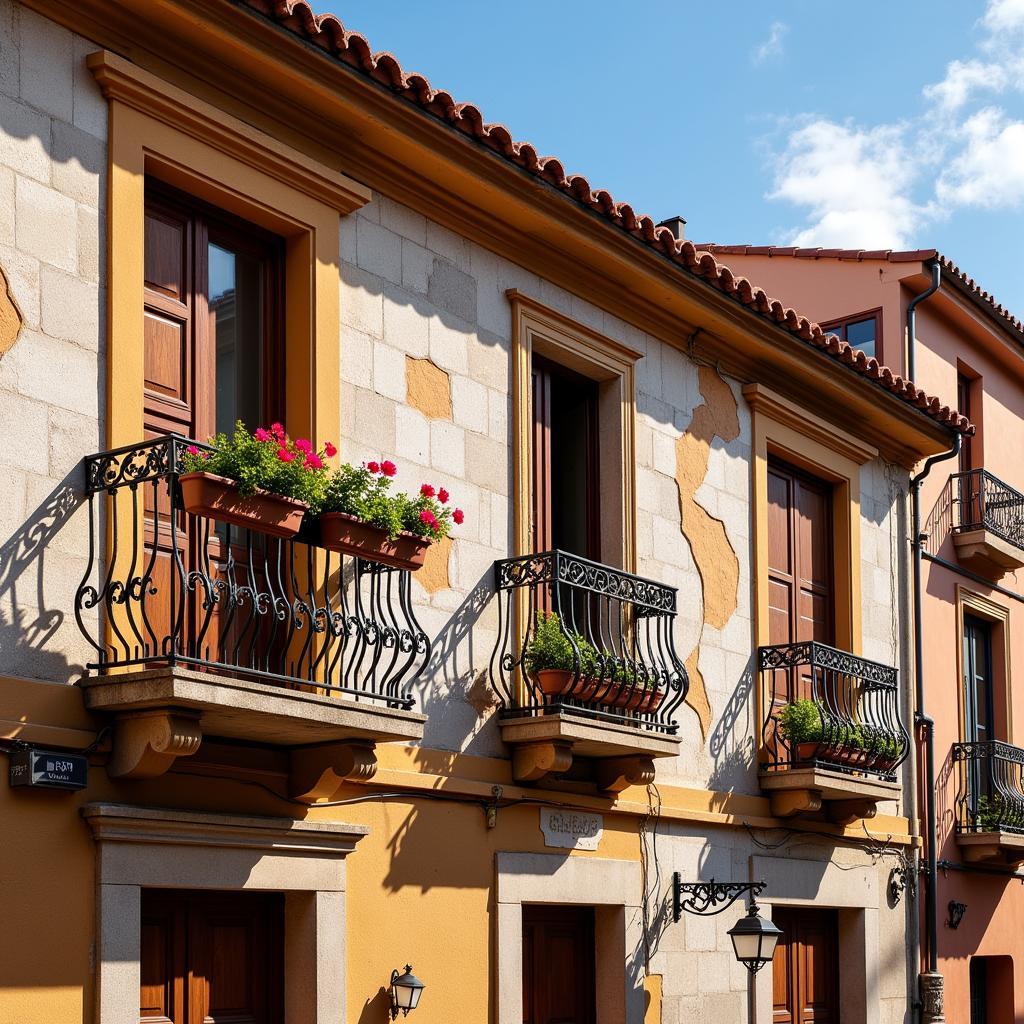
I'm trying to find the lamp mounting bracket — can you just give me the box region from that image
[672,872,766,922]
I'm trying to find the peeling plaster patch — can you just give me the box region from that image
[0,265,23,358]
[466,670,501,717]
[417,534,452,594]
[675,365,741,738]
[406,355,452,420]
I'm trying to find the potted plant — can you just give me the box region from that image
[317,461,464,571]
[178,421,333,538]
[777,698,824,763]
[602,661,664,713]
[523,611,599,700]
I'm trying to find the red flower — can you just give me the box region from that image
[419,508,434,524]
[420,483,435,498]
[305,453,324,470]
[186,444,201,456]
[294,438,312,454]
[453,508,464,525]
[381,460,397,477]
[270,422,285,439]
[254,427,272,443]
[277,447,295,463]
[438,487,450,504]
[324,441,337,458]
[367,461,380,474]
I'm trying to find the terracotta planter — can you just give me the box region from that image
[605,685,664,713]
[178,472,307,539]
[318,512,430,571]
[534,669,599,701]
[795,740,866,767]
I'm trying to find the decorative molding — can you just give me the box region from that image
[594,755,655,794]
[87,50,370,214]
[743,383,879,465]
[106,708,202,779]
[510,740,573,784]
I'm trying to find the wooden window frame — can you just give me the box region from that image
[820,306,884,365]
[956,587,1012,745]
[89,49,370,456]
[509,290,642,572]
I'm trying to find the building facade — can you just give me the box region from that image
[705,244,1024,1022]
[0,4,970,1023]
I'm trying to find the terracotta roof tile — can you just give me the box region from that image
[239,0,971,437]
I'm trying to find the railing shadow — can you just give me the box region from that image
[707,660,756,796]
[0,473,85,682]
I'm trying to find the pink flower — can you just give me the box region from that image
[419,508,438,529]
[305,453,324,470]
[453,508,464,525]
[277,447,295,463]
[324,441,337,458]
[367,461,380,474]
[186,445,201,456]
[438,487,450,504]
[294,438,312,454]
[381,460,397,477]
[254,427,272,443]
[270,422,285,439]
[420,483,435,498]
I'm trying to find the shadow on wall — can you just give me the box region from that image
[0,473,86,682]
[707,659,757,796]
[416,569,501,757]
[936,744,957,851]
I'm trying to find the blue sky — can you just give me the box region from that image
[328,1,1024,316]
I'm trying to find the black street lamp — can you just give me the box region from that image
[389,965,425,1019]
[728,898,783,1024]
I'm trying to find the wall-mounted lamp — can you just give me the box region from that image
[389,965,425,1019]
[727,900,784,974]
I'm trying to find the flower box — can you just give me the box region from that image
[534,669,599,701]
[601,683,665,713]
[794,741,867,768]
[319,512,430,571]
[178,471,307,538]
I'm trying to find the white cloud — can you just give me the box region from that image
[937,107,1024,208]
[769,120,924,248]
[982,0,1024,34]
[752,21,788,66]
[767,0,1024,245]
[923,58,1008,111]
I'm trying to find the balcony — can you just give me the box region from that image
[947,469,1024,577]
[75,436,427,794]
[953,741,1024,865]
[759,641,908,824]
[490,550,687,791]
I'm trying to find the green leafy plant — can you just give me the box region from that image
[777,698,824,746]
[320,462,465,541]
[524,611,597,677]
[977,794,1024,832]
[179,420,333,507]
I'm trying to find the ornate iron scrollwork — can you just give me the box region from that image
[672,873,766,922]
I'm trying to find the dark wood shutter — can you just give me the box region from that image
[522,905,596,1024]
[140,890,284,1024]
[958,373,973,475]
[772,908,839,1024]
[767,461,834,648]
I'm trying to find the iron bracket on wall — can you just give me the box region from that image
[946,900,967,930]
[672,873,766,922]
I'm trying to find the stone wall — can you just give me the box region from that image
[0,0,106,683]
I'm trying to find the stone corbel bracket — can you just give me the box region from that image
[107,708,203,779]
[289,741,379,803]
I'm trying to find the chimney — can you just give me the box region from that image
[657,216,686,241]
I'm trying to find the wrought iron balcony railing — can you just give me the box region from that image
[759,641,908,782]
[953,741,1024,835]
[74,436,429,707]
[926,469,1024,556]
[489,550,688,733]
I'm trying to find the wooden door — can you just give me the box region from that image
[522,905,595,1024]
[140,890,284,1024]
[142,184,283,663]
[772,907,838,1024]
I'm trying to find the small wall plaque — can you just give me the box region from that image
[9,749,88,791]
[540,807,603,850]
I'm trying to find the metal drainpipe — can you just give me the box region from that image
[905,256,948,1023]
[911,435,959,1014]
[906,259,941,383]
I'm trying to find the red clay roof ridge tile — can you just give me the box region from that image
[238,0,971,438]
